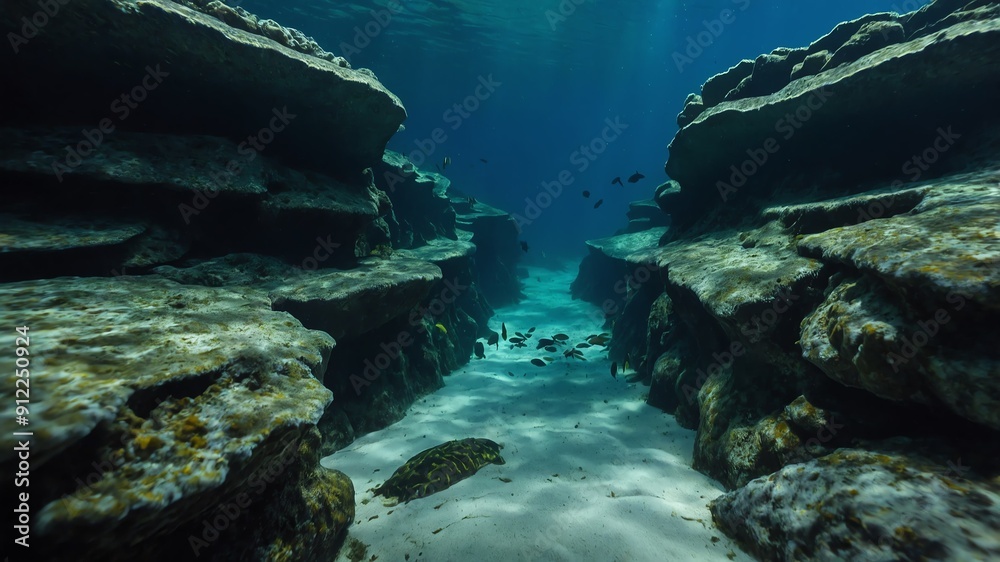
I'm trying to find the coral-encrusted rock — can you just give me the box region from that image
[799,185,1000,430]
[800,276,924,401]
[789,49,831,80]
[269,258,442,340]
[0,0,405,179]
[700,59,754,107]
[710,449,1000,561]
[570,228,667,307]
[0,275,345,561]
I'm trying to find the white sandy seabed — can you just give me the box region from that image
[322,263,755,562]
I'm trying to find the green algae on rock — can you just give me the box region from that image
[0,275,339,561]
[710,449,1000,561]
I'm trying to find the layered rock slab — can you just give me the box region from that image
[0,127,383,278]
[0,275,347,560]
[798,169,1000,312]
[666,16,1000,219]
[0,0,406,179]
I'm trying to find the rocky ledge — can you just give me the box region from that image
[665,0,1000,228]
[0,0,405,180]
[0,1,523,559]
[0,276,351,561]
[577,1,1000,559]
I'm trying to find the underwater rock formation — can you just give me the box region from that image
[451,191,525,307]
[667,2,1000,228]
[577,0,1000,558]
[710,449,1000,561]
[570,227,667,308]
[0,127,381,280]
[0,0,405,180]
[373,151,459,249]
[320,236,497,454]
[0,1,516,559]
[0,276,350,560]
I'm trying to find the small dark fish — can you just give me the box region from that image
[468,197,477,206]
[487,331,499,349]
[509,337,524,344]
[611,177,624,187]
[480,158,488,163]
[576,343,591,348]
[582,190,591,198]
[443,156,452,169]
[536,338,555,348]
[623,353,631,372]
[515,332,526,339]
[594,199,604,209]
[552,334,569,341]
[531,359,546,367]
[544,346,558,353]
[588,334,610,346]
[528,327,536,333]
[564,349,574,357]
[628,171,645,183]
[520,241,529,253]
[507,371,515,377]
[501,323,508,341]
[610,361,618,380]
[474,341,485,359]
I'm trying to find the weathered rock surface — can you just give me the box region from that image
[174,0,348,64]
[270,259,442,341]
[0,275,349,560]
[373,151,458,249]
[570,228,667,308]
[574,2,1000,559]
[0,0,405,179]
[667,13,1000,225]
[798,170,1000,312]
[710,449,1000,561]
[0,127,381,279]
[452,192,524,307]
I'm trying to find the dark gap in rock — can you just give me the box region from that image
[127,371,221,419]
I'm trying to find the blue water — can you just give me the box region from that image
[233,0,926,257]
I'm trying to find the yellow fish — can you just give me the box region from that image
[435,323,448,334]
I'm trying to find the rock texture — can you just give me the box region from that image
[0,2,520,560]
[578,1,1000,558]
[451,191,525,307]
[710,449,1000,561]
[373,151,459,249]
[0,127,384,278]
[0,0,405,180]
[667,5,1000,227]
[0,276,349,560]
